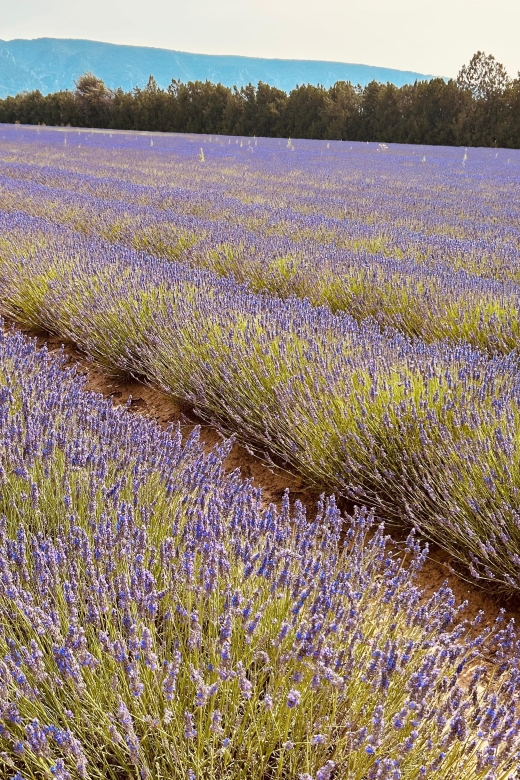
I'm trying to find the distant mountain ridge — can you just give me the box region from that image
[0,38,437,99]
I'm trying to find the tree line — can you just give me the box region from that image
[0,52,519,148]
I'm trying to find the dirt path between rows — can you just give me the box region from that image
[8,320,519,629]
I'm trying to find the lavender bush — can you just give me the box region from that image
[1,326,520,779]
[1,128,520,593]
[2,213,520,595]
[0,128,519,354]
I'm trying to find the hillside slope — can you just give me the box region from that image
[0,37,436,98]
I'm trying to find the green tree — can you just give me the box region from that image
[2,64,520,149]
[284,84,332,139]
[231,82,288,137]
[74,72,111,126]
[326,81,360,140]
[457,51,511,100]
[457,53,512,146]
[404,79,472,146]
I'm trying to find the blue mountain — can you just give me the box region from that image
[0,38,438,100]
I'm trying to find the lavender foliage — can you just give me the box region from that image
[0,127,519,353]
[1,209,520,591]
[0,128,520,594]
[1,326,520,778]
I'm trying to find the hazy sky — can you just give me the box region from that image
[2,0,519,79]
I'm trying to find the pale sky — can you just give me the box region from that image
[2,0,519,79]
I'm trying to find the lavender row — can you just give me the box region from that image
[0,132,519,354]
[2,211,520,594]
[1,126,519,249]
[1,172,520,357]
[4,326,520,779]
[1,137,519,276]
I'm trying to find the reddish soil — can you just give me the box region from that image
[7,321,519,629]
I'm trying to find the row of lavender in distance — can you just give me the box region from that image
[2,181,520,354]
[0,128,519,354]
[4,326,520,779]
[1,125,519,251]
[2,211,520,595]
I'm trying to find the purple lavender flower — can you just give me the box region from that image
[287,689,301,708]
[162,651,181,701]
[210,709,223,735]
[316,761,335,780]
[184,711,197,740]
[0,197,519,780]
[237,662,253,700]
[50,760,71,780]
[311,734,327,745]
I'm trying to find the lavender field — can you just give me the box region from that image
[1,125,520,778]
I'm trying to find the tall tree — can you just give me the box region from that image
[457,51,511,100]
[284,84,332,139]
[326,81,360,140]
[457,52,512,146]
[74,72,111,126]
